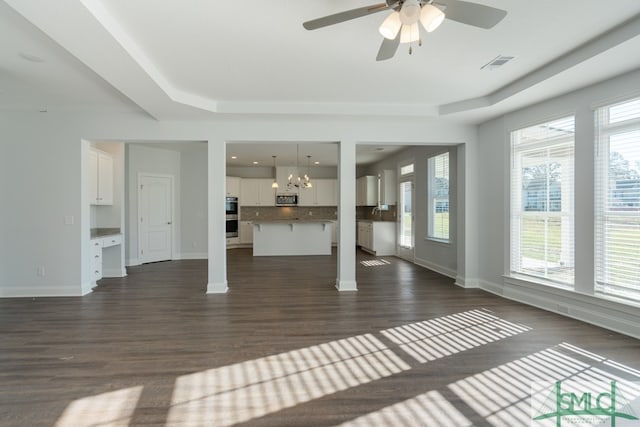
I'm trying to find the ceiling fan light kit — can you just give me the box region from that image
[420,4,445,32]
[304,0,507,61]
[400,23,420,44]
[379,11,402,39]
[399,0,422,24]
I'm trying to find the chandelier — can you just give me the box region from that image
[287,146,313,190]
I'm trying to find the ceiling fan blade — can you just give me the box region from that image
[437,0,507,29]
[376,34,400,61]
[303,3,390,30]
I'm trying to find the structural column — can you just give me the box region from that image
[207,140,228,293]
[336,139,357,291]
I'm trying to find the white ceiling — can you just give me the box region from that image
[1,0,640,123]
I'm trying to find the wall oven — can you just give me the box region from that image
[225,197,239,237]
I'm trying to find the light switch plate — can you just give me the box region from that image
[64,215,74,225]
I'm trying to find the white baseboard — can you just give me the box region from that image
[126,258,141,267]
[414,257,457,279]
[478,277,640,340]
[454,276,480,289]
[103,268,127,278]
[336,279,358,291]
[175,252,208,260]
[206,281,228,294]
[0,285,87,298]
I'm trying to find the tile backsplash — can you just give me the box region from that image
[241,206,337,221]
[240,205,396,222]
[356,205,397,222]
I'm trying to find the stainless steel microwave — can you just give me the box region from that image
[276,194,298,206]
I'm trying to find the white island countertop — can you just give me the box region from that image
[252,220,332,256]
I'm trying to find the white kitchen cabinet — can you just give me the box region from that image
[297,186,315,206]
[315,179,337,206]
[378,169,396,205]
[240,221,253,244]
[356,176,377,206]
[90,238,103,281]
[89,234,124,283]
[89,148,114,205]
[298,179,337,206]
[240,179,275,206]
[358,221,395,256]
[226,176,240,197]
[258,179,276,206]
[240,179,260,205]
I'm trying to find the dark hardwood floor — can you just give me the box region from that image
[1,249,639,426]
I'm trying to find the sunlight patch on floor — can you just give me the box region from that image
[166,334,411,427]
[337,390,473,427]
[380,309,532,363]
[360,259,392,267]
[449,343,640,427]
[54,386,143,427]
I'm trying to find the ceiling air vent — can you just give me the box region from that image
[481,55,514,70]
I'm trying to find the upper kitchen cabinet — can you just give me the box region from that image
[240,179,276,206]
[299,179,337,206]
[356,175,377,206]
[89,148,114,205]
[378,169,396,205]
[226,176,240,197]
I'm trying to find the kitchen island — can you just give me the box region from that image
[253,220,332,256]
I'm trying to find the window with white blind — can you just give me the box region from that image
[428,152,449,241]
[595,97,640,303]
[510,116,575,286]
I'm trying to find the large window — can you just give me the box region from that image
[428,153,449,241]
[595,97,640,302]
[510,117,575,286]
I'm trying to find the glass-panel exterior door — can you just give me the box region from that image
[398,180,415,261]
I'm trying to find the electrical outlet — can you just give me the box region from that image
[36,266,45,277]
[256,212,259,216]
[192,242,197,248]
[64,215,74,225]
[308,211,312,216]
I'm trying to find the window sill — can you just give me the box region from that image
[425,237,450,246]
[502,274,640,316]
[504,273,573,292]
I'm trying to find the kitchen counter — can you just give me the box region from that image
[253,219,333,224]
[253,220,332,256]
[90,228,121,238]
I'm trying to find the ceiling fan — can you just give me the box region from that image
[303,0,507,61]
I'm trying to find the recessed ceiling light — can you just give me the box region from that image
[231,156,237,159]
[19,52,44,63]
[375,147,385,151]
[314,161,320,165]
[252,161,259,165]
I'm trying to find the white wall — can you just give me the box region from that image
[477,68,640,338]
[126,144,181,265]
[180,144,208,259]
[0,111,477,298]
[362,145,459,278]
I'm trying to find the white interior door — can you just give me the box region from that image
[139,175,173,263]
[397,179,415,261]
